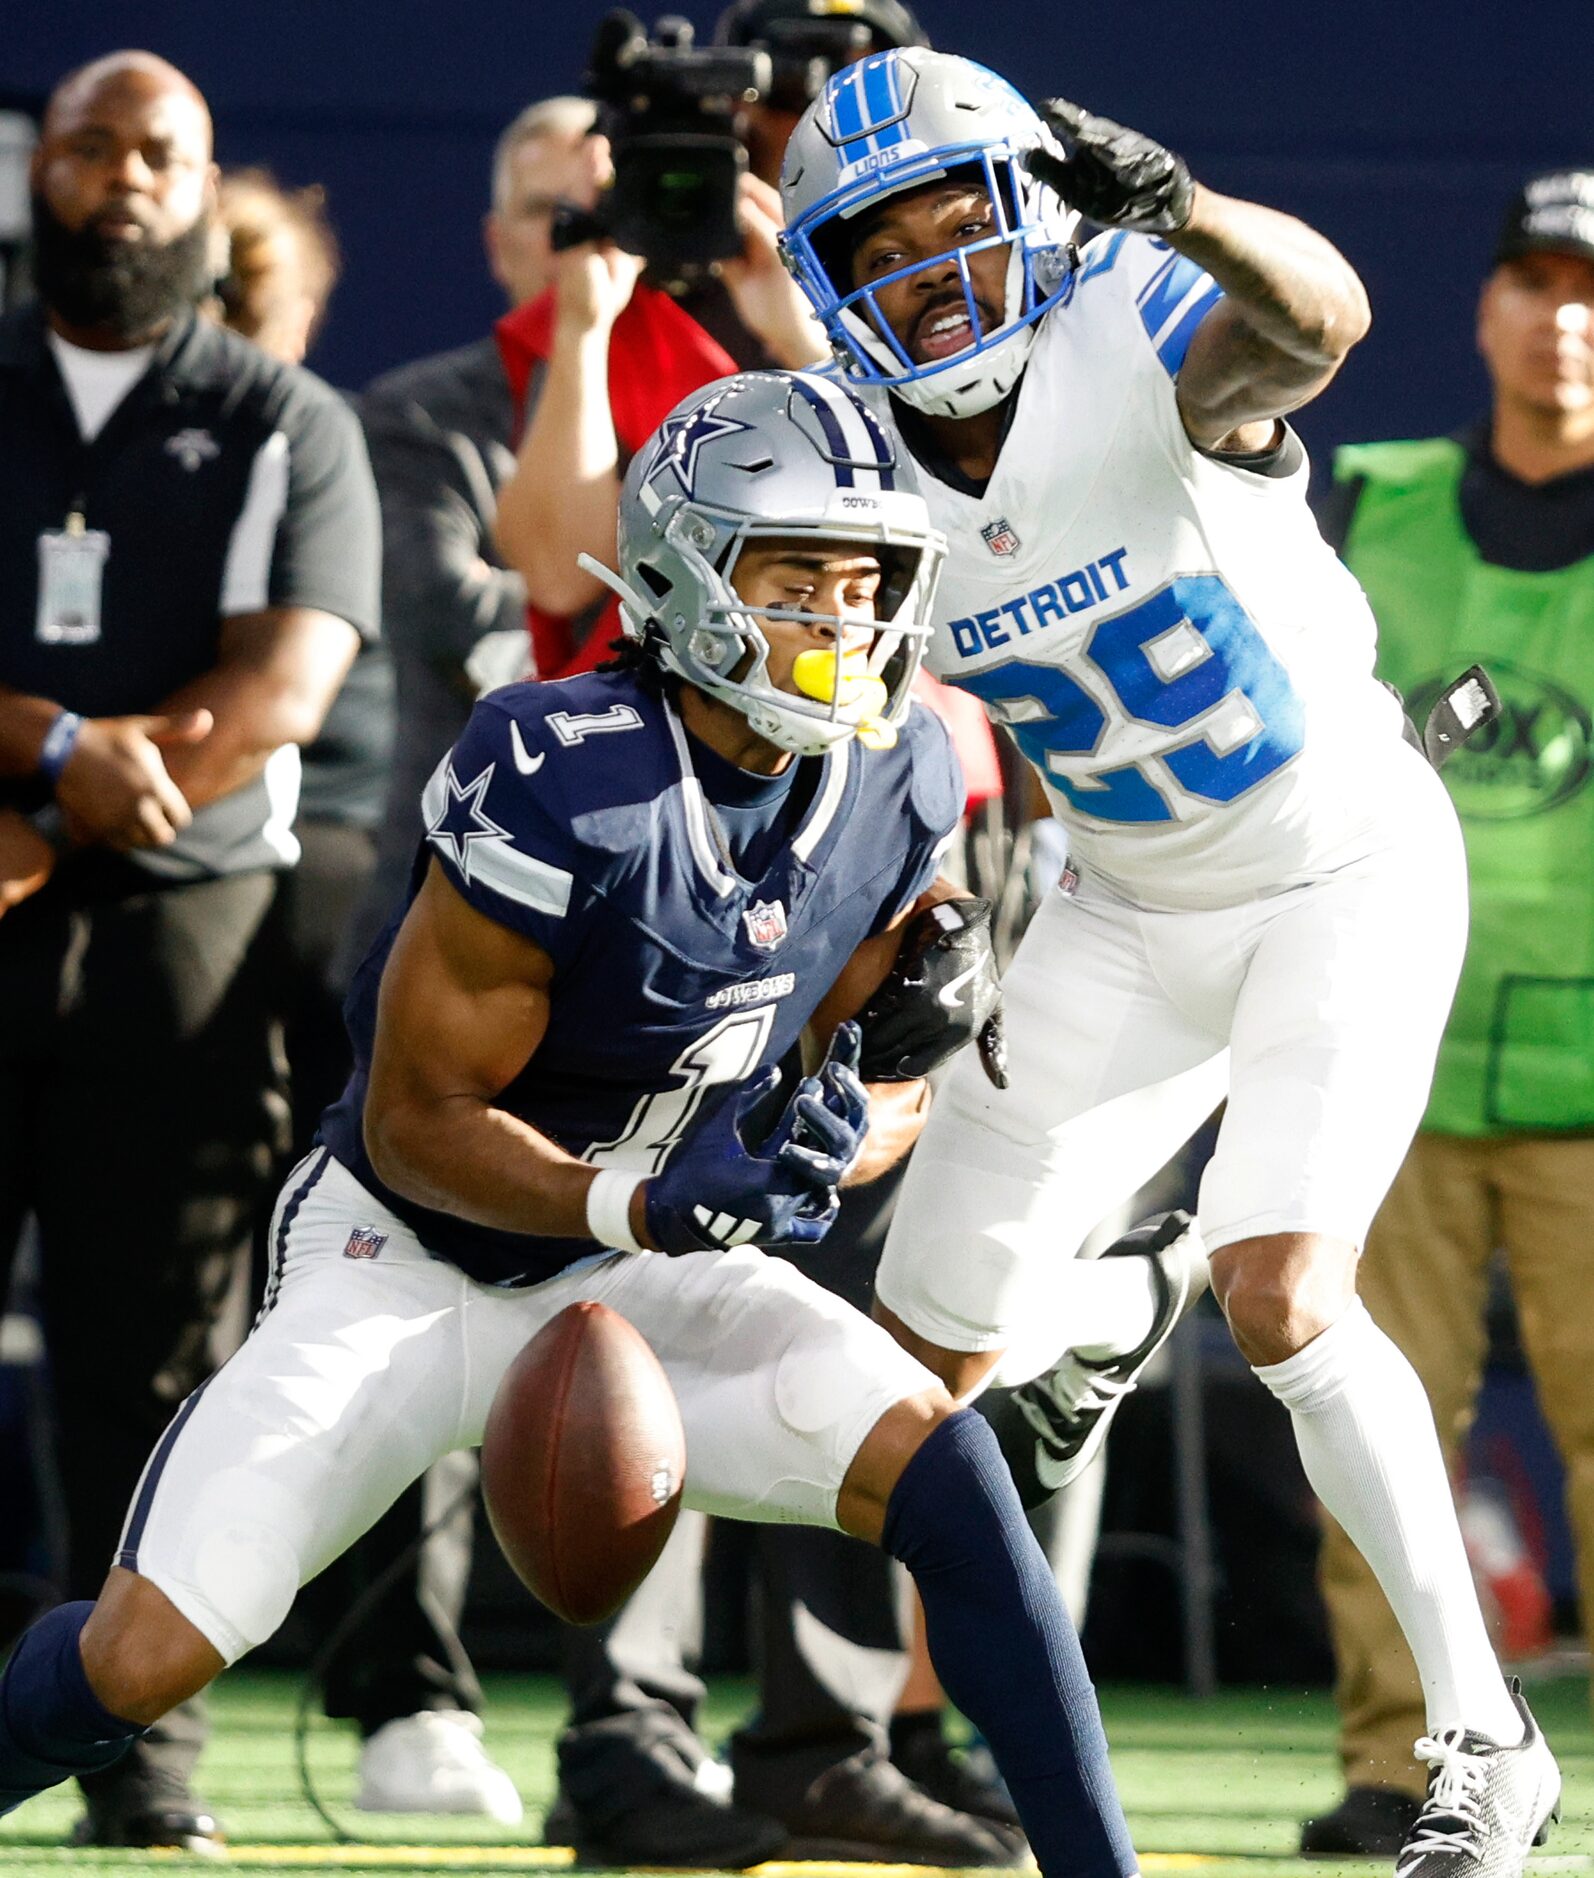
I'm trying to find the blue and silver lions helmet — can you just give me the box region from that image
[579,370,945,758]
[780,49,1078,418]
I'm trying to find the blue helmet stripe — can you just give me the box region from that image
[829,63,867,151]
[831,54,910,165]
[789,376,857,487]
[861,55,895,131]
[863,54,909,155]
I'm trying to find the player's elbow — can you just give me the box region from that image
[1304,275,1372,366]
[362,1096,435,1207]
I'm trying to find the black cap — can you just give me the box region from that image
[715,0,929,55]
[1494,168,1594,268]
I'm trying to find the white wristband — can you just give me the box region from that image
[586,1169,647,1254]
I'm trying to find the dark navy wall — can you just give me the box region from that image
[11,0,1591,463]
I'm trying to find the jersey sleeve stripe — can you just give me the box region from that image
[1135,251,1225,378]
[463,839,574,916]
[219,430,289,615]
[1155,282,1225,375]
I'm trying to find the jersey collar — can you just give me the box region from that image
[662,694,851,898]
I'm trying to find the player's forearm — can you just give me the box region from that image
[366,1092,608,1239]
[1173,184,1370,370]
[846,1079,931,1184]
[494,324,619,616]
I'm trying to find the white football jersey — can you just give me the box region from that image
[869,231,1412,911]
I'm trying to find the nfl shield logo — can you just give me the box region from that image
[343,1226,388,1261]
[981,517,1021,557]
[743,899,788,950]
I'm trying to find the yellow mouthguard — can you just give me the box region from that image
[791,649,897,749]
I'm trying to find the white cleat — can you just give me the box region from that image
[356,1710,524,1824]
[1393,1684,1559,1878]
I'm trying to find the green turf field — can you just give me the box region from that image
[0,1668,1588,1876]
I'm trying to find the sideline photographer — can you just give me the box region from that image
[495,2,926,679]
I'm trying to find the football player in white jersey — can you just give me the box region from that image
[780,49,1559,1878]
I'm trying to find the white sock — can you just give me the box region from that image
[1255,1299,1521,1745]
[1064,1257,1163,1362]
[989,1226,1208,1389]
[990,1258,1164,1388]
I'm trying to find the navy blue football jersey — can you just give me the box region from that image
[320,667,962,1286]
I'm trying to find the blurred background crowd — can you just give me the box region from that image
[1,0,1591,1862]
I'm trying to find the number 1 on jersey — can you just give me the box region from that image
[585,1007,777,1175]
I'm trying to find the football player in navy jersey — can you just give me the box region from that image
[0,371,1143,1878]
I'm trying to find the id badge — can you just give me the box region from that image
[36,523,110,645]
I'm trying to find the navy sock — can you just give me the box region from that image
[881,1411,1137,1878]
[0,1603,144,1816]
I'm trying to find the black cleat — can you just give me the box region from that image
[71,1800,226,1858]
[1300,1785,1424,1856]
[543,1781,787,1869]
[1393,1685,1560,1878]
[890,1714,1021,1830]
[742,1746,1031,1867]
[978,1210,1206,1508]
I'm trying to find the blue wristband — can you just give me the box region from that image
[37,710,84,785]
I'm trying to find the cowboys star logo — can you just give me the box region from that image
[426,761,512,883]
[651,400,752,498]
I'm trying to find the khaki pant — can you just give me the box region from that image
[1319,1131,1594,1795]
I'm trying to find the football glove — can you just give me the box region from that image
[857,898,1008,1090]
[644,1024,869,1255]
[1026,100,1195,236]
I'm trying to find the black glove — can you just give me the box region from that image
[857,898,1007,1090]
[1026,100,1195,235]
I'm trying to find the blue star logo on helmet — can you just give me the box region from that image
[651,403,754,499]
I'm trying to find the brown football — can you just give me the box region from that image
[480,1301,685,1625]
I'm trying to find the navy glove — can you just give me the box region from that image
[644,1024,869,1255]
[1026,100,1195,236]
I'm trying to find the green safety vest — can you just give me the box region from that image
[1336,437,1594,1133]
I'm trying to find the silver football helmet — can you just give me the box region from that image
[780,49,1079,418]
[580,370,945,757]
